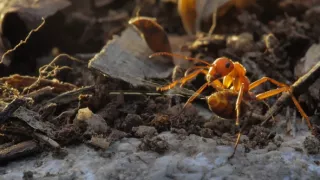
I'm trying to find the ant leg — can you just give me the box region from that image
[180,68,209,87]
[171,69,210,117]
[229,131,242,159]
[183,75,227,109]
[229,119,249,159]
[174,82,209,118]
[255,87,312,130]
[228,84,245,159]
[255,87,288,99]
[249,77,288,90]
[249,77,312,129]
[183,82,209,109]
[235,84,245,126]
[157,69,205,91]
[177,79,226,117]
[184,66,210,76]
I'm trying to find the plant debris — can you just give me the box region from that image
[88,18,174,87]
[0,141,38,164]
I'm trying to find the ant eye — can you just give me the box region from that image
[225,62,231,68]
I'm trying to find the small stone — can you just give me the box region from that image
[122,114,143,131]
[132,126,158,138]
[303,136,320,154]
[273,134,284,147]
[267,142,278,151]
[88,136,110,150]
[74,107,109,134]
[139,136,169,154]
[23,171,33,180]
[200,128,213,138]
[52,148,68,160]
[171,128,188,135]
[108,129,128,142]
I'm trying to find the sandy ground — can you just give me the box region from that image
[1,130,320,180]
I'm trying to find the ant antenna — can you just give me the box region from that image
[149,52,211,66]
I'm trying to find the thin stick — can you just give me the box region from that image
[0,18,46,65]
[33,132,60,149]
[46,85,95,105]
[263,61,320,125]
[208,9,217,36]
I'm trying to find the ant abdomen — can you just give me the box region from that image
[206,90,247,119]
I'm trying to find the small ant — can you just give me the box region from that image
[149,52,313,158]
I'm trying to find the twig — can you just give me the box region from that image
[0,74,77,94]
[246,112,266,123]
[12,106,56,138]
[108,90,189,97]
[25,86,54,99]
[47,85,95,105]
[208,8,217,36]
[262,61,320,125]
[0,141,38,163]
[0,97,31,124]
[22,54,85,94]
[33,132,60,149]
[52,109,77,122]
[0,18,46,65]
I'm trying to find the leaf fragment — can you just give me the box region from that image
[129,16,173,64]
[89,21,174,87]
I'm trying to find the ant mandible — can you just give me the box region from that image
[150,52,313,157]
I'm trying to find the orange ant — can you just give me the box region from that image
[149,52,313,157]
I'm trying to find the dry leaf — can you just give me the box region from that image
[88,23,174,87]
[129,16,173,64]
[12,106,56,138]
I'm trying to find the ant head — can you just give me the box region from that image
[208,57,234,78]
[214,57,234,76]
